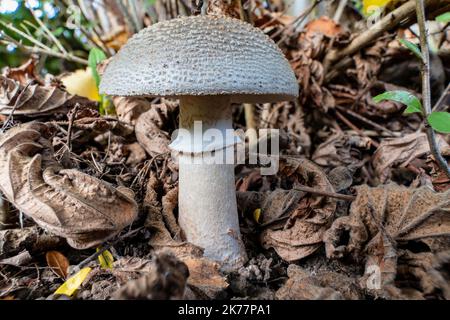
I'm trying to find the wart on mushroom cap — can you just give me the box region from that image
[100,15,299,270]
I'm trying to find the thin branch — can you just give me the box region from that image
[0,39,88,65]
[333,0,348,23]
[293,185,356,201]
[68,227,143,277]
[0,20,54,52]
[323,0,440,75]
[336,105,399,137]
[416,0,450,178]
[28,3,68,54]
[431,82,450,112]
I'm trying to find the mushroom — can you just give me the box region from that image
[100,15,298,270]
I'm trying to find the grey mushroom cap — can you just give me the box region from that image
[99,15,299,103]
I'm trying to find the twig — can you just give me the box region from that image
[66,104,79,151]
[336,106,398,136]
[69,227,143,277]
[416,0,450,178]
[335,110,380,147]
[333,0,348,23]
[28,3,67,54]
[115,0,139,33]
[323,0,440,74]
[431,82,450,112]
[0,20,54,52]
[0,39,88,65]
[293,185,356,201]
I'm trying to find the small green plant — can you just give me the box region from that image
[436,12,450,24]
[88,48,111,114]
[374,90,450,133]
[374,38,450,134]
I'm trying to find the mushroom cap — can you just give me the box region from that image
[99,15,298,103]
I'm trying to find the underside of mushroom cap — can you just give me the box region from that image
[99,15,299,103]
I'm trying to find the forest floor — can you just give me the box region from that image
[0,0,449,300]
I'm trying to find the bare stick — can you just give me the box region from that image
[28,3,67,54]
[0,39,88,65]
[68,227,143,277]
[416,0,450,178]
[293,185,356,201]
[323,0,439,73]
[336,105,398,136]
[431,82,450,112]
[0,20,54,52]
[333,0,348,23]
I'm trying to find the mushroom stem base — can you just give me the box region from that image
[171,96,247,271]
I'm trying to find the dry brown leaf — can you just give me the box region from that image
[373,132,450,182]
[324,184,450,299]
[305,16,343,38]
[0,122,138,249]
[112,96,152,126]
[135,104,175,157]
[242,158,337,262]
[182,257,229,299]
[2,58,40,85]
[125,142,147,166]
[46,251,69,279]
[312,131,371,168]
[0,226,63,258]
[276,265,362,300]
[207,0,241,18]
[0,76,95,117]
[144,173,200,256]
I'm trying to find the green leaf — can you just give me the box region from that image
[398,38,423,60]
[427,112,450,133]
[436,12,450,23]
[97,248,114,270]
[88,48,106,87]
[373,90,422,114]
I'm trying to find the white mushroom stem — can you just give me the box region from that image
[169,96,247,270]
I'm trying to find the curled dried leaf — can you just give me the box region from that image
[0,122,138,249]
[241,158,337,262]
[324,184,450,299]
[312,131,371,168]
[135,104,176,157]
[182,257,228,299]
[2,58,40,85]
[372,133,450,182]
[0,226,63,258]
[113,96,152,125]
[0,76,96,117]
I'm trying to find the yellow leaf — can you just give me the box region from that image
[363,0,392,15]
[97,248,114,270]
[253,208,261,223]
[61,68,100,101]
[54,267,91,297]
